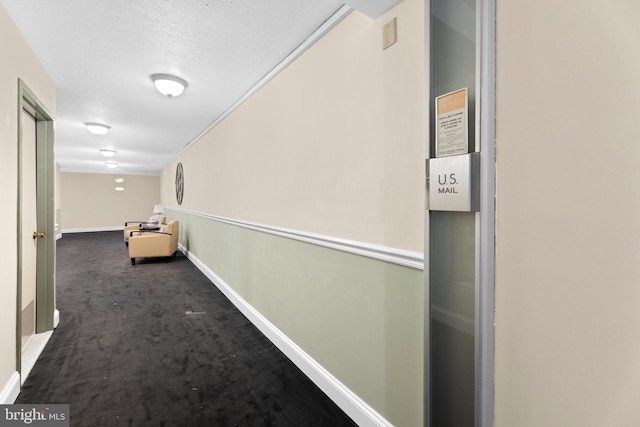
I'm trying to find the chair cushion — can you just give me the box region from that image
[128,220,179,260]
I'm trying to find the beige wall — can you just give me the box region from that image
[161,2,426,425]
[162,2,425,253]
[60,172,160,231]
[495,1,640,425]
[0,3,56,399]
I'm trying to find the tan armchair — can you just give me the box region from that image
[128,220,179,265]
[123,216,166,246]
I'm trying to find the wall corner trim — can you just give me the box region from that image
[180,244,393,427]
[0,372,21,404]
[168,207,424,270]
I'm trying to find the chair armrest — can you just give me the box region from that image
[124,221,152,226]
[129,230,172,238]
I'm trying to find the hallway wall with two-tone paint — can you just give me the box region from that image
[160,2,426,426]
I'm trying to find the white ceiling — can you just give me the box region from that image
[1,0,358,175]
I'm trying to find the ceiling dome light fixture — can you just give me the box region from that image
[99,149,116,158]
[151,73,188,98]
[85,122,111,135]
[106,161,118,169]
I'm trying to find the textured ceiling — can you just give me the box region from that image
[1,0,350,175]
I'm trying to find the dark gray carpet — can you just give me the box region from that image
[17,231,357,427]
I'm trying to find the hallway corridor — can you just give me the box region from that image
[17,231,356,426]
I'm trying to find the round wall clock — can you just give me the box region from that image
[175,162,184,205]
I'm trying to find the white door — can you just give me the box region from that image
[21,110,38,350]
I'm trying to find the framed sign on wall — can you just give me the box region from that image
[435,88,469,158]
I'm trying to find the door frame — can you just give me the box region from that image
[474,0,496,424]
[16,79,56,374]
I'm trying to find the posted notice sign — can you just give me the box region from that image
[435,88,468,158]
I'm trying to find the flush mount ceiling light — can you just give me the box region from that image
[106,161,118,169]
[99,149,116,158]
[85,122,111,135]
[151,73,188,98]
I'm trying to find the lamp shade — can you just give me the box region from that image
[151,73,188,98]
[153,204,164,214]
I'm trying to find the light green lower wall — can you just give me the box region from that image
[168,209,424,426]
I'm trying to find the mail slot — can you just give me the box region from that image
[427,152,480,212]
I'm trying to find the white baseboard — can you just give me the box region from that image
[21,331,54,386]
[0,372,20,404]
[179,244,392,427]
[53,309,60,328]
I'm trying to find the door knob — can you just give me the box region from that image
[33,232,45,239]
